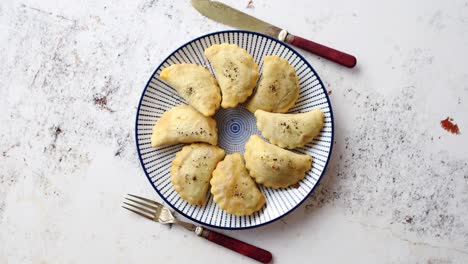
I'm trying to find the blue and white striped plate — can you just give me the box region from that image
[135,30,334,229]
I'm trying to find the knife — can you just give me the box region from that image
[192,0,357,68]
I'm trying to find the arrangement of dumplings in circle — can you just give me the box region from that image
[204,43,259,108]
[244,135,312,189]
[246,55,299,113]
[170,143,225,206]
[151,104,218,147]
[210,153,266,216]
[160,64,221,117]
[146,41,333,220]
[255,108,325,149]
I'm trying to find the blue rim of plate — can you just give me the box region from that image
[135,30,334,230]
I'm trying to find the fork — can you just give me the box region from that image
[122,194,272,263]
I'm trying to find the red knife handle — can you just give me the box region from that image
[199,227,272,263]
[285,33,357,68]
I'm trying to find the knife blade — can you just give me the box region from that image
[191,0,357,68]
[191,0,282,39]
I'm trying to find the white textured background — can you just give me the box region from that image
[1,0,467,263]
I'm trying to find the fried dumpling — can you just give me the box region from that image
[151,105,218,147]
[210,153,265,216]
[246,56,299,113]
[160,64,221,116]
[255,108,324,149]
[204,43,259,108]
[170,143,225,205]
[244,135,312,188]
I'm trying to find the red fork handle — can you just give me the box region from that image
[285,33,357,68]
[197,227,272,263]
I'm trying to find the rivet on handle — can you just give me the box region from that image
[195,226,204,236]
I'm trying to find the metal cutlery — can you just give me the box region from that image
[191,0,357,68]
[123,194,272,263]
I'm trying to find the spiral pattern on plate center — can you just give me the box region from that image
[213,105,259,154]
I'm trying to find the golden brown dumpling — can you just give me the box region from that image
[244,135,312,188]
[151,105,217,147]
[255,108,324,149]
[160,64,221,116]
[204,43,259,108]
[246,55,299,113]
[210,153,265,216]
[171,143,225,205]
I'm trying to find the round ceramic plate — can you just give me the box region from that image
[135,30,334,229]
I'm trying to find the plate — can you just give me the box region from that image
[135,30,334,229]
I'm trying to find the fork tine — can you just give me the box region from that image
[127,194,163,207]
[123,202,155,215]
[122,206,153,221]
[125,197,159,211]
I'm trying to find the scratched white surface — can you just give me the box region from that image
[1,0,468,263]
